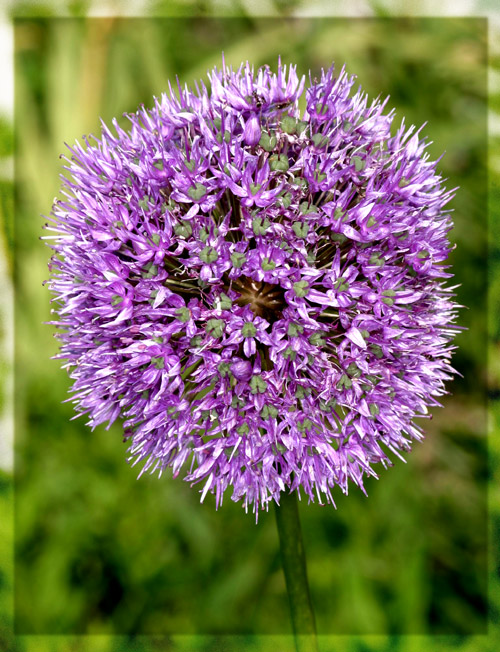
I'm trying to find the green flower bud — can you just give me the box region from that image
[218,362,232,377]
[382,289,396,306]
[309,332,326,346]
[231,252,247,268]
[151,356,164,370]
[334,207,345,221]
[188,183,207,200]
[319,398,337,412]
[252,217,270,235]
[288,322,304,337]
[337,374,352,390]
[299,201,317,215]
[369,344,384,359]
[237,423,250,435]
[241,322,257,338]
[346,362,361,378]
[206,318,224,338]
[175,307,191,322]
[281,116,297,134]
[200,246,218,264]
[215,293,232,310]
[293,280,309,298]
[174,221,192,238]
[369,253,384,266]
[312,133,329,148]
[261,404,278,419]
[231,395,246,409]
[216,131,231,144]
[250,375,268,394]
[292,222,309,238]
[352,156,365,172]
[261,257,276,271]
[315,102,328,115]
[259,132,277,151]
[142,262,158,278]
[333,277,349,292]
[269,154,289,172]
[295,385,306,399]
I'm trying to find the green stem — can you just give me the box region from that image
[274,490,319,652]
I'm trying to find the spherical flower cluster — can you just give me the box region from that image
[47,61,459,518]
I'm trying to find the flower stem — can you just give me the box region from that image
[274,490,319,652]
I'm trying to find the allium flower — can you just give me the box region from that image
[46,61,459,519]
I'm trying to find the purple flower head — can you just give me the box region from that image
[46,60,459,519]
[243,114,262,147]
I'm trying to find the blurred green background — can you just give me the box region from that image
[0,10,496,652]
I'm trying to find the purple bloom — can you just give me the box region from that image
[46,61,459,519]
[243,114,262,146]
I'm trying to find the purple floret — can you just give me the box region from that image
[46,60,460,519]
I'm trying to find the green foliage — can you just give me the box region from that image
[1,11,496,652]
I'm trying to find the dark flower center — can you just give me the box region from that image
[230,275,286,320]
